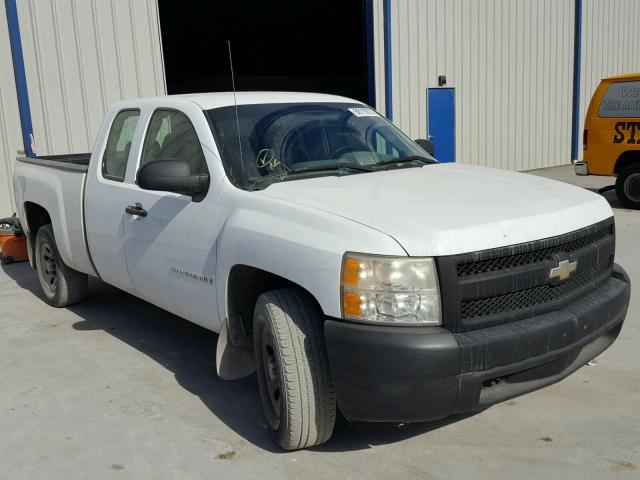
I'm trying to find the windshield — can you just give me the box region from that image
[206,102,435,190]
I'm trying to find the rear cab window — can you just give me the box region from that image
[102,109,140,181]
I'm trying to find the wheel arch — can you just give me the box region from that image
[216,264,327,381]
[226,264,325,335]
[23,201,52,267]
[614,150,640,175]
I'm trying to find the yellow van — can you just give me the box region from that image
[575,73,640,208]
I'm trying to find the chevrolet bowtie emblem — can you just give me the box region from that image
[549,259,578,282]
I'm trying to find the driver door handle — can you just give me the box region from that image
[125,202,147,217]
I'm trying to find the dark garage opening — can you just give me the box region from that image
[157,0,373,105]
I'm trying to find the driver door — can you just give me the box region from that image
[122,107,221,330]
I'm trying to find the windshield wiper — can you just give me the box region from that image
[376,155,437,167]
[246,172,289,189]
[246,162,372,191]
[289,162,375,173]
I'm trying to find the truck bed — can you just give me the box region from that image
[13,153,96,276]
[17,153,90,172]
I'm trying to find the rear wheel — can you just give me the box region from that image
[253,288,336,450]
[35,224,87,307]
[615,163,640,209]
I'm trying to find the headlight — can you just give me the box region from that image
[340,252,441,325]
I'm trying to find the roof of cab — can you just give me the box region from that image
[177,91,359,110]
[602,72,640,82]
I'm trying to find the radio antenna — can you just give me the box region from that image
[227,40,246,185]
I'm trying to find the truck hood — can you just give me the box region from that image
[256,163,613,256]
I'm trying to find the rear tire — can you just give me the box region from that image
[253,288,336,450]
[35,224,87,307]
[615,163,640,209]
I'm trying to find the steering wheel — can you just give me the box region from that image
[332,145,363,159]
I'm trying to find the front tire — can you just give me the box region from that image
[253,288,336,450]
[35,224,88,307]
[615,163,640,209]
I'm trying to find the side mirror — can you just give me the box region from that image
[414,138,435,157]
[137,159,209,199]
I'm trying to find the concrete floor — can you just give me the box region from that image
[1,165,638,479]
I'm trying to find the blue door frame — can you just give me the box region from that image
[5,0,36,157]
[364,0,376,108]
[570,0,583,161]
[382,0,392,119]
[427,87,455,163]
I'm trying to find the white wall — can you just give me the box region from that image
[578,0,640,161]
[15,0,166,157]
[0,0,166,215]
[0,1,23,213]
[375,0,577,171]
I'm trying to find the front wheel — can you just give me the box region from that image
[615,163,640,209]
[253,288,336,450]
[35,224,88,307]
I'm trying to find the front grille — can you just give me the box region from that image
[461,263,610,319]
[456,227,611,276]
[436,218,616,332]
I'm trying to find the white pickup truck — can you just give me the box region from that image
[13,92,630,450]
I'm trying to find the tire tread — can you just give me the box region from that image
[35,224,87,307]
[256,288,336,450]
[615,163,640,209]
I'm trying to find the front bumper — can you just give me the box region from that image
[574,161,589,176]
[324,265,630,422]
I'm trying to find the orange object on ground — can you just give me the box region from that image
[0,216,28,264]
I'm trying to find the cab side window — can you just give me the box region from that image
[102,109,140,181]
[139,109,208,175]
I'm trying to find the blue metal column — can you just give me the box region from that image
[5,0,36,157]
[571,0,583,161]
[383,0,392,120]
[364,0,376,108]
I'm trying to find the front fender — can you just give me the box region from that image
[215,184,406,322]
